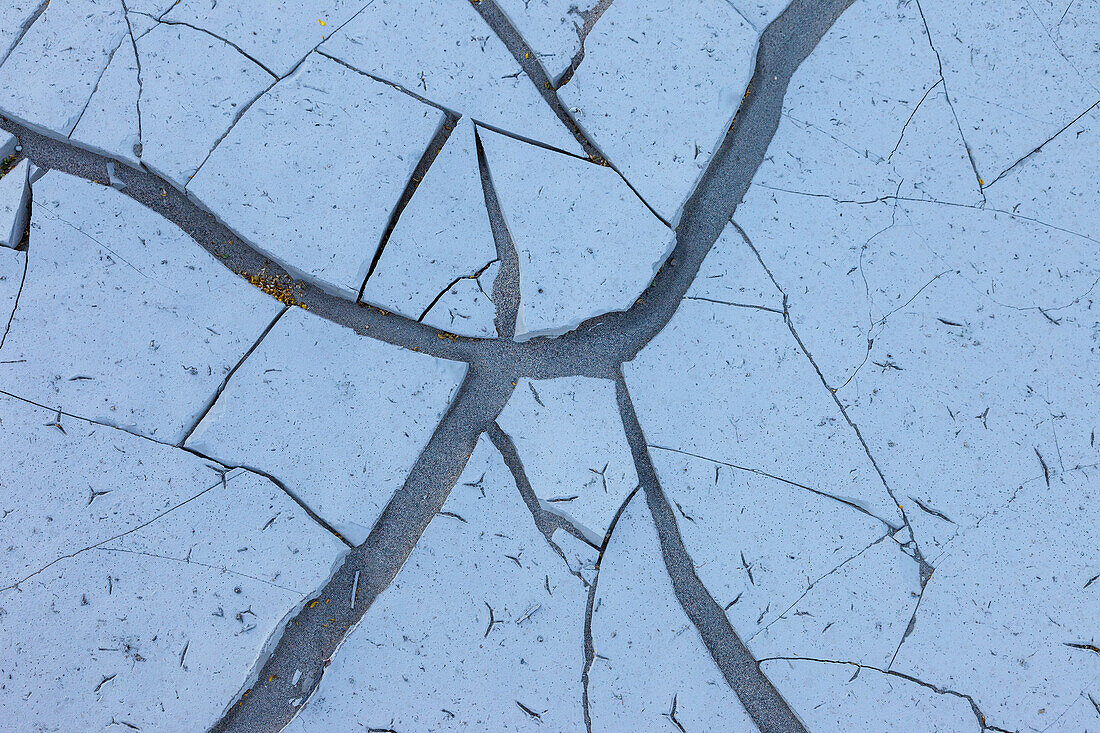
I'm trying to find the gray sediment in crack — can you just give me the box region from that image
[615,372,810,733]
[0,0,857,730]
[470,0,601,161]
[485,422,595,550]
[209,365,514,733]
[474,127,522,339]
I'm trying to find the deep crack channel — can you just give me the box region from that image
[0,0,856,729]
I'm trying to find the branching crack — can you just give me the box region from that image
[738,223,934,583]
[416,258,499,323]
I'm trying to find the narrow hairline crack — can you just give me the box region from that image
[737,222,934,583]
[128,13,279,78]
[94,545,306,594]
[1,472,231,593]
[913,0,987,195]
[756,656,1001,732]
[0,238,28,350]
[647,443,896,529]
[745,532,895,644]
[0,386,350,547]
[0,0,50,69]
[66,32,128,139]
[581,483,641,733]
[178,305,289,447]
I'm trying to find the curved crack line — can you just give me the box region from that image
[581,483,641,733]
[647,443,895,529]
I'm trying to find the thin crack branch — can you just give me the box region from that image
[186,76,278,184]
[469,0,602,160]
[1021,0,1098,97]
[887,578,927,670]
[747,532,896,643]
[756,656,997,732]
[683,296,782,313]
[736,224,933,580]
[781,306,932,580]
[356,112,460,301]
[314,49,458,116]
[93,546,304,594]
[0,387,348,547]
[416,258,499,323]
[913,0,986,194]
[224,462,353,549]
[984,99,1100,187]
[67,33,128,137]
[0,387,226,457]
[2,473,230,592]
[888,78,942,160]
[648,444,895,529]
[755,183,1100,246]
[178,305,288,447]
[120,0,144,149]
[581,483,639,733]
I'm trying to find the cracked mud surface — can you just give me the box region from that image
[0,0,1097,731]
